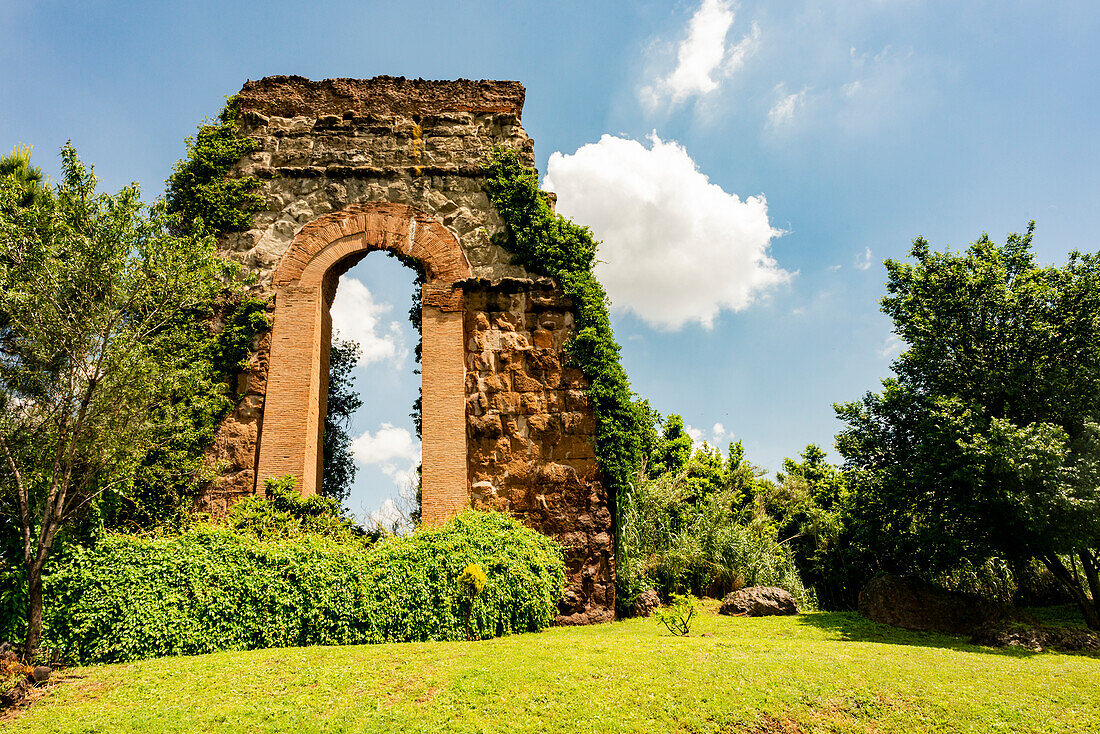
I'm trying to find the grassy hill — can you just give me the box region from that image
[6,605,1097,733]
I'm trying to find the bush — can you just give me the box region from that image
[39,511,565,664]
[223,475,361,540]
[654,593,699,636]
[617,473,812,613]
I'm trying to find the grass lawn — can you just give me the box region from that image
[6,605,1097,734]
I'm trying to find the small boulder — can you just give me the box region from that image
[632,589,661,618]
[31,666,51,683]
[720,586,798,616]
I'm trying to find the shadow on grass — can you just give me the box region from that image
[794,611,1039,658]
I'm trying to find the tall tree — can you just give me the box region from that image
[835,224,1100,628]
[649,414,693,478]
[0,144,48,208]
[0,145,222,653]
[322,334,362,505]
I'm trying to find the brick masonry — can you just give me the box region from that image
[200,76,614,623]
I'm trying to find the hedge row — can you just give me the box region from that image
[41,512,565,664]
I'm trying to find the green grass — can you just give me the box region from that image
[8,606,1097,734]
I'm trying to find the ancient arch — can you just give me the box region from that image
[204,75,616,623]
[257,202,470,524]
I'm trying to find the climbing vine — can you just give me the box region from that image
[106,97,271,529]
[482,149,646,515]
[165,96,265,235]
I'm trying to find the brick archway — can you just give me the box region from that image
[256,202,471,524]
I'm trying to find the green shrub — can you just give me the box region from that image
[40,511,564,664]
[224,475,361,540]
[654,593,699,636]
[164,96,263,236]
[617,473,813,612]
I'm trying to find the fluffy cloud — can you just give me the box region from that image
[330,276,407,366]
[351,422,422,502]
[350,422,420,467]
[640,0,760,108]
[686,422,733,449]
[878,334,903,359]
[543,133,790,330]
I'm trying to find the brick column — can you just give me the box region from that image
[420,286,469,524]
[255,282,326,496]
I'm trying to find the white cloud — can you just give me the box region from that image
[330,276,407,366]
[351,422,422,499]
[640,0,760,108]
[827,264,842,272]
[543,133,789,330]
[367,497,404,529]
[350,422,420,467]
[686,422,733,450]
[855,247,873,271]
[879,334,903,359]
[767,86,807,127]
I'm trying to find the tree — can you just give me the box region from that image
[322,334,362,505]
[835,224,1100,628]
[766,445,848,607]
[649,414,693,477]
[0,145,48,208]
[0,145,223,653]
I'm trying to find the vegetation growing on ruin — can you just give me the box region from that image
[36,512,564,665]
[164,96,264,236]
[482,149,646,513]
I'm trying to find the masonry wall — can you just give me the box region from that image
[199,76,614,623]
[464,279,613,624]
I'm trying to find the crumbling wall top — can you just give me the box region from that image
[237,75,526,119]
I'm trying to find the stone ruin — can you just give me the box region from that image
[201,76,613,624]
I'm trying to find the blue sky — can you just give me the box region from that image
[3,1,1098,523]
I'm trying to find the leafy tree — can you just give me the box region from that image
[835,224,1100,628]
[0,145,48,208]
[0,145,223,653]
[649,414,693,477]
[322,334,362,505]
[764,445,848,607]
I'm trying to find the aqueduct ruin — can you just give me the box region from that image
[202,76,614,624]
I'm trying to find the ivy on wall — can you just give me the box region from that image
[112,98,271,527]
[482,149,646,514]
[165,96,265,236]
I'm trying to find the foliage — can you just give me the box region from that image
[761,444,849,608]
[0,144,226,653]
[616,464,811,614]
[653,592,699,636]
[458,562,488,600]
[0,144,48,208]
[835,223,1100,628]
[107,294,268,533]
[322,334,362,504]
[36,511,564,664]
[224,475,361,540]
[212,297,269,379]
[164,96,263,236]
[648,414,693,478]
[458,562,489,640]
[482,149,647,515]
